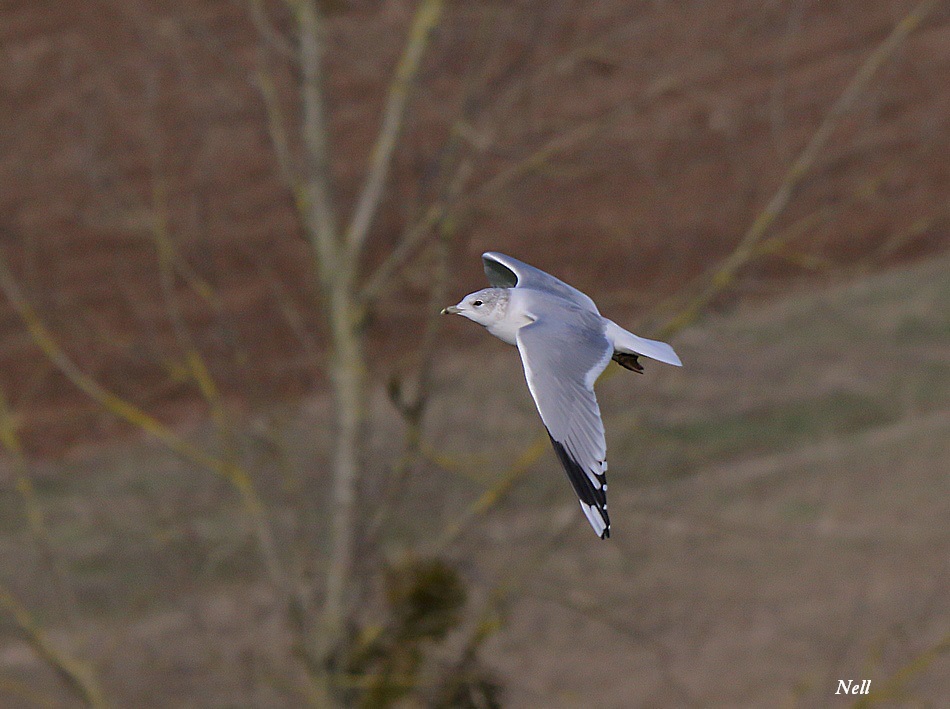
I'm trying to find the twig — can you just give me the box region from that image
[248,0,296,58]
[852,634,950,708]
[297,0,341,281]
[233,242,322,359]
[345,0,446,256]
[255,56,302,204]
[147,177,236,457]
[145,192,287,605]
[358,201,446,306]
[432,437,548,553]
[359,100,626,305]
[427,0,941,549]
[660,0,941,336]
[0,244,284,589]
[362,211,457,556]
[0,388,78,623]
[0,585,107,709]
[423,508,576,703]
[643,153,909,331]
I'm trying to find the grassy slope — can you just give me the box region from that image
[470,255,949,707]
[0,255,946,706]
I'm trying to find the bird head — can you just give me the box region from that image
[440,288,507,326]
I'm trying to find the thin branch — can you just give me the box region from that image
[0,387,79,625]
[425,0,940,549]
[344,0,446,256]
[147,178,236,455]
[234,242,322,359]
[359,101,623,304]
[660,0,941,336]
[146,196,289,603]
[422,508,576,704]
[359,9,675,306]
[0,243,284,589]
[642,153,910,331]
[432,436,548,553]
[255,56,301,203]
[248,0,296,58]
[357,203,441,306]
[853,634,950,708]
[290,5,370,693]
[0,585,107,709]
[297,0,341,282]
[358,158,472,306]
[362,212,456,554]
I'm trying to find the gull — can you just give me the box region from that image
[441,252,682,539]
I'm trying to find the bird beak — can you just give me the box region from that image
[441,305,461,315]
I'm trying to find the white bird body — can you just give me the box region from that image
[442,252,682,538]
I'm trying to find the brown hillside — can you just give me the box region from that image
[1,0,948,453]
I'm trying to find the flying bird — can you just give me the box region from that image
[441,252,682,539]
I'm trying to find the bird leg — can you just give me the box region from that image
[612,352,643,373]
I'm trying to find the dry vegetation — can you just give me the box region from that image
[0,244,946,708]
[0,1,948,706]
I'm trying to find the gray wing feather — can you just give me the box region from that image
[515,308,613,538]
[483,252,600,314]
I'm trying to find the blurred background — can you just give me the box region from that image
[0,0,948,706]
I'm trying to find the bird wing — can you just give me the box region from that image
[483,252,600,314]
[515,310,614,538]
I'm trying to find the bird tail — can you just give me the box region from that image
[605,320,682,367]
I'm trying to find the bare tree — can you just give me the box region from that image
[0,0,943,705]
[264,0,450,682]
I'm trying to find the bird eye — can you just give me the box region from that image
[473,300,483,307]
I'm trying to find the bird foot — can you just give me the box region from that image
[612,352,644,373]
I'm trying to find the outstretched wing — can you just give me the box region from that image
[515,311,613,538]
[483,252,600,314]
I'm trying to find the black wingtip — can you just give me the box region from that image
[545,430,611,539]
